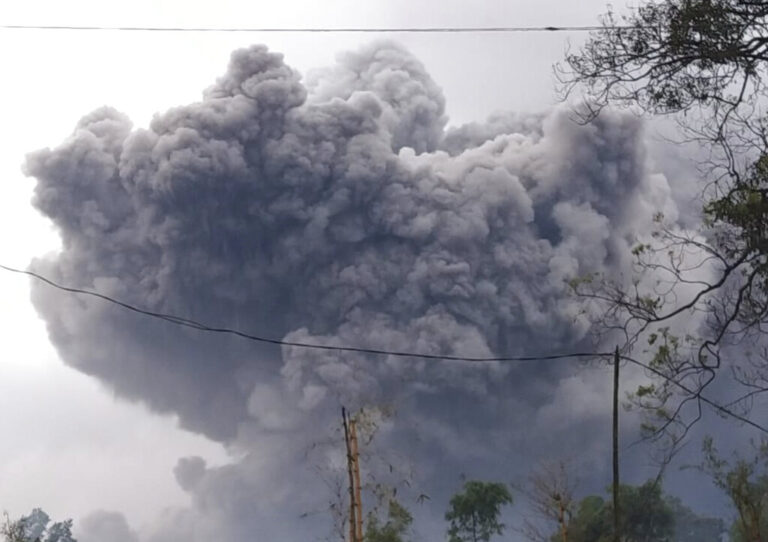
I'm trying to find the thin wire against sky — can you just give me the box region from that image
[0,24,614,33]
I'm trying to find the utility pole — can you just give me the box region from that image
[342,407,363,542]
[612,346,620,542]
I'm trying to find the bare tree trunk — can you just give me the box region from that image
[558,498,568,542]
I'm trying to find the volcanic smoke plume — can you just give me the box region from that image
[25,41,678,541]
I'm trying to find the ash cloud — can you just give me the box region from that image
[78,511,138,542]
[25,41,680,540]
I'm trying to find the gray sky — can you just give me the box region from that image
[0,2,743,541]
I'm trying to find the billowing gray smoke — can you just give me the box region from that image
[25,41,678,540]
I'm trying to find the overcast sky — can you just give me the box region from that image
[0,2,751,541]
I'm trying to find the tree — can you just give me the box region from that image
[306,405,413,542]
[699,436,768,542]
[365,499,413,542]
[2,510,76,542]
[557,481,720,542]
[445,481,513,542]
[560,0,768,457]
[616,482,675,542]
[1,514,26,542]
[665,495,725,542]
[561,495,609,542]
[516,461,576,542]
[560,0,768,144]
[598,482,674,542]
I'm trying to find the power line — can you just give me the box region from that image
[2,262,766,433]
[0,263,609,363]
[0,23,616,34]
[621,355,768,435]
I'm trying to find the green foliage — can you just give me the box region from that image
[646,327,683,370]
[1,514,26,542]
[566,273,596,292]
[665,496,725,542]
[700,437,768,542]
[445,481,513,542]
[706,154,768,270]
[615,482,675,542]
[555,481,723,542]
[559,495,609,542]
[1,510,76,542]
[365,499,413,542]
[562,0,768,118]
[632,243,652,256]
[635,384,656,398]
[556,483,724,542]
